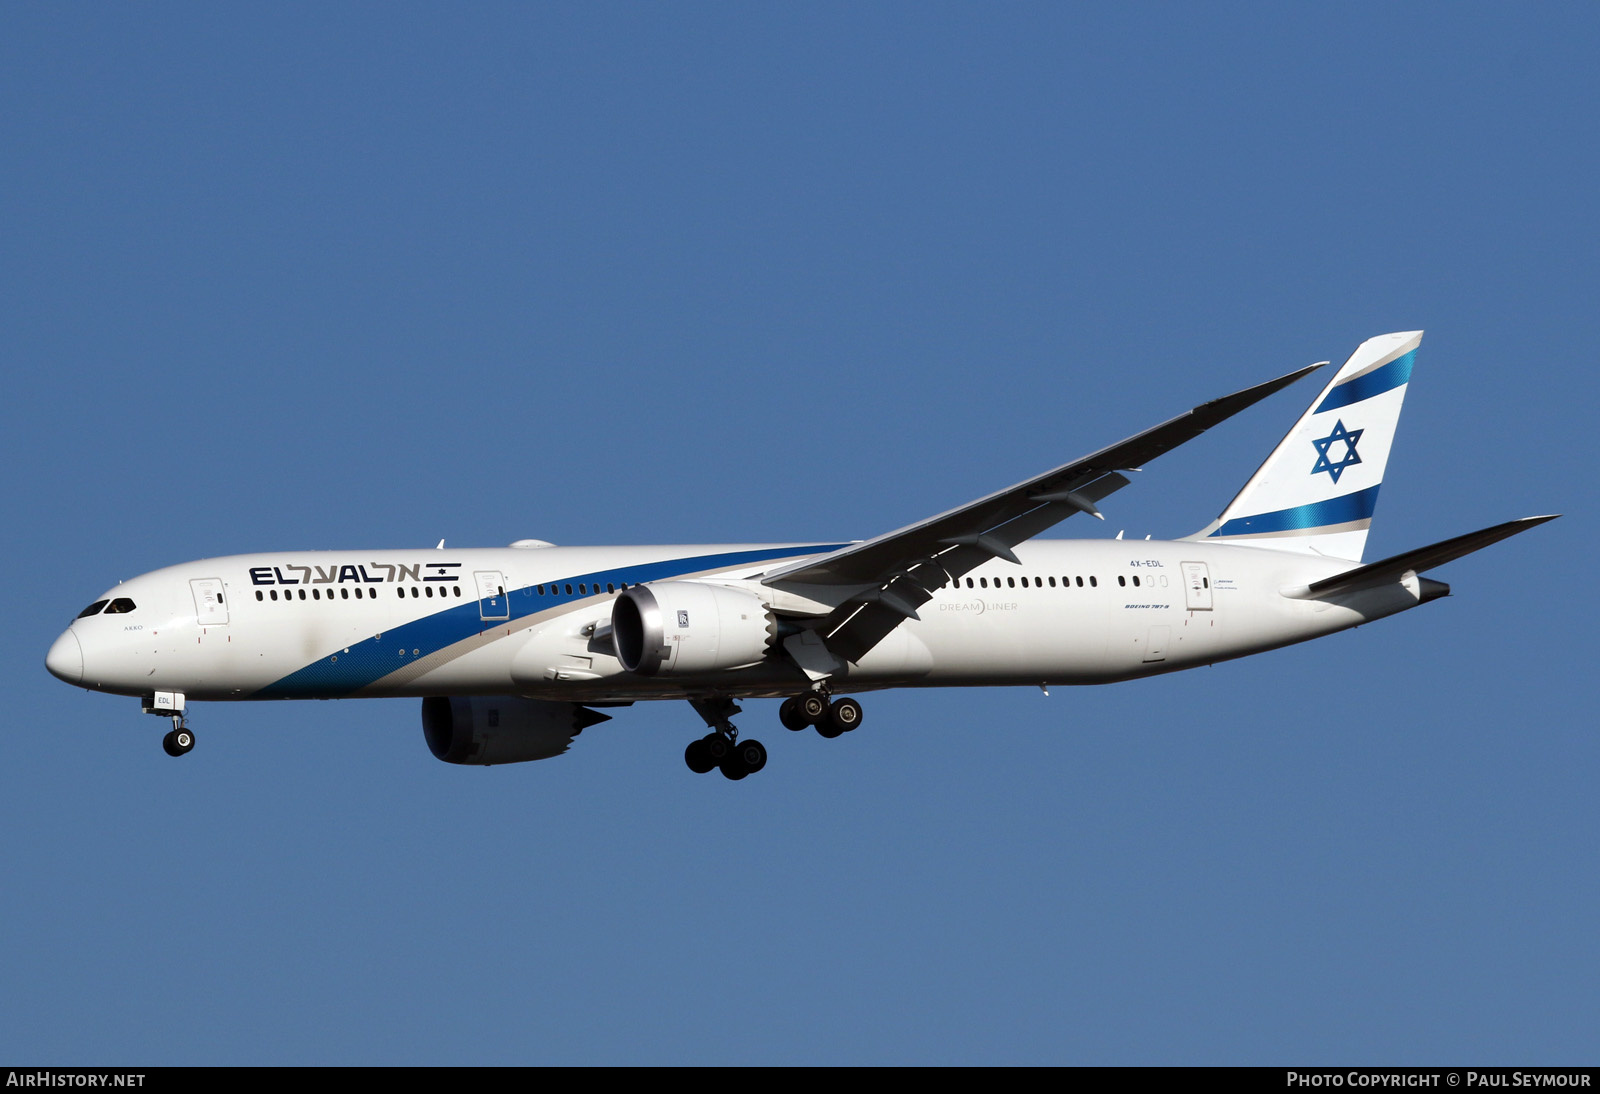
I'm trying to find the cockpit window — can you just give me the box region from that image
[77,600,109,618]
[102,598,137,614]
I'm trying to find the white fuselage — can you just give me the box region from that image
[47,538,1425,706]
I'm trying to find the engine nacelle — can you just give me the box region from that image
[421,695,611,766]
[612,582,776,675]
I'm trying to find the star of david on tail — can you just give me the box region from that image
[1311,419,1364,483]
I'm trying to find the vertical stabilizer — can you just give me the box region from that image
[1186,331,1422,562]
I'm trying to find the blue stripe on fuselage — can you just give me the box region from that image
[252,544,844,698]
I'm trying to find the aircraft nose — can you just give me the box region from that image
[46,630,83,684]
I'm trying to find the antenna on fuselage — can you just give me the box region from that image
[435,539,445,549]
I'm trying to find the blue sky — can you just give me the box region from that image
[3,4,1594,1064]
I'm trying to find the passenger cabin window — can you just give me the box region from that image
[77,600,109,618]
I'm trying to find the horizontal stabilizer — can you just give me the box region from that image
[1287,515,1559,600]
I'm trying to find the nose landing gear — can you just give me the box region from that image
[162,722,195,757]
[144,691,194,758]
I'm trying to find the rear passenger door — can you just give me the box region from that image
[1180,562,1212,611]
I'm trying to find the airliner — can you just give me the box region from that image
[45,332,1554,779]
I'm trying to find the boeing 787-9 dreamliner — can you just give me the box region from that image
[46,332,1555,779]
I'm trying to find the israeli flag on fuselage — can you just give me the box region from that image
[1187,331,1422,562]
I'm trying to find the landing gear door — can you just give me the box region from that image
[475,570,510,621]
[190,578,228,625]
[1180,562,1213,611]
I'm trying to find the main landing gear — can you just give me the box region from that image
[779,692,863,739]
[685,697,767,780]
[684,690,864,779]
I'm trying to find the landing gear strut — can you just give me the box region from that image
[685,697,767,781]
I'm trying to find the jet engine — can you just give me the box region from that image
[611,582,776,675]
[421,695,611,765]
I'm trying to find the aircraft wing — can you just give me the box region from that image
[762,361,1326,666]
